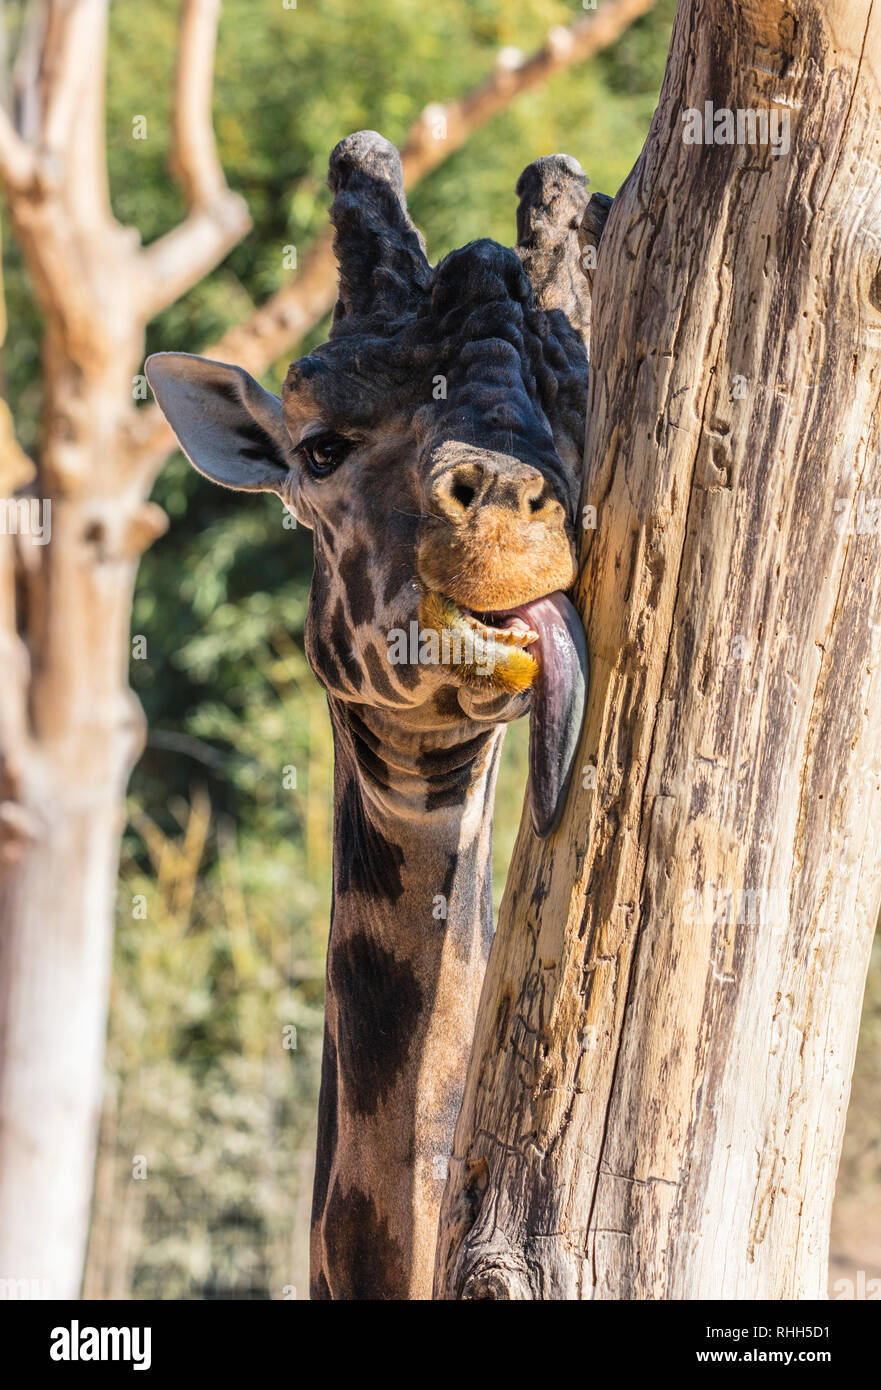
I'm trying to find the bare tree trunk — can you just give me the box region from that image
[435,0,881,1301]
[0,365,148,1297]
[0,0,247,1297]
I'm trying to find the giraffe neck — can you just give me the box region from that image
[310,696,504,1300]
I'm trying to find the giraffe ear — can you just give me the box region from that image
[145,353,294,495]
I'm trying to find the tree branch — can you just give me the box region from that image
[11,0,48,146]
[0,2,123,352]
[0,103,33,189]
[129,0,656,484]
[39,0,114,229]
[0,401,35,495]
[138,0,251,319]
[0,221,35,493]
[170,0,229,206]
[398,0,656,182]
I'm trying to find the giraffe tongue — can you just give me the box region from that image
[510,592,589,839]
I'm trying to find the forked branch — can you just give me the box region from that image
[0,105,34,190]
[138,0,250,318]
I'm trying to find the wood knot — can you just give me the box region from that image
[460,1251,534,1301]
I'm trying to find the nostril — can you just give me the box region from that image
[523,477,548,516]
[451,480,476,510]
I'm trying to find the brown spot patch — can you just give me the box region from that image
[363,642,400,702]
[329,927,423,1115]
[330,598,364,691]
[323,1179,409,1299]
[433,685,464,719]
[338,542,375,628]
[335,776,404,901]
[310,1021,339,1242]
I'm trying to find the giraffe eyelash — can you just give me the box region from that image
[298,430,356,478]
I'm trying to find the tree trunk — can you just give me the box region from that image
[0,0,247,1297]
[0,366,147,1295]
[435,0,881,1301]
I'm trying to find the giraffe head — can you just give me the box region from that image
[147,132,593,835]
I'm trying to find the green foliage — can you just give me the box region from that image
[92,792,325,1299]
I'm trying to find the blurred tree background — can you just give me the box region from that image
[4,0,876,1299]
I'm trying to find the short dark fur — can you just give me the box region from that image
[334,775,404,903]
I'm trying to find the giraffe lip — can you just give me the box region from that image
[418,591,540,695]
[458,604,540,647]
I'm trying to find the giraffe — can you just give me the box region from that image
[146,130,601,1300]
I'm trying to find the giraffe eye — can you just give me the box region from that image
[300,431,353,478]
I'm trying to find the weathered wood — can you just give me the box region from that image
[435,0,881,1300]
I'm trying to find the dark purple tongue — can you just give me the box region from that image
[514,592,589,839]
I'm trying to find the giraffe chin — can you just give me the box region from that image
[419,589,589,839]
